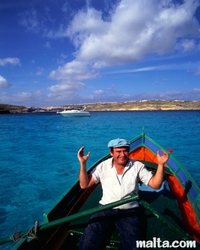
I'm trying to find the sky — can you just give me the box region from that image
[1,0,200,107]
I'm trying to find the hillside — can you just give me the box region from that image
[0,104,30,114]
[84,100,200,111]
[1,100,200,114]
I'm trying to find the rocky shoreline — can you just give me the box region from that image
[1,100,200,114]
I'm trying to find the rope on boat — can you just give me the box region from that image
[0,194,138,246]
[12,221,39,242]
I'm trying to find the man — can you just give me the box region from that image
[77,138,169,250]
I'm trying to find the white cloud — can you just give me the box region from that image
[107,61,200,74]
[48,0,200,95]
[44,41,51,48]
[0,91,44,107]
[107,66,150,74]
[93,90,105,95]
[195,67,200,75]
[0,57,21,66]
[61,1,69,13]
[33,81,39,84]
[48,81,85,93]
[131,89,200,101]
[36,67,44,75]
[13,91,37,99]
[56,54,68,65]
[19,8,40,33]
[44,0,200,104]
[47,81,85,103]
[60,53,67,59]
[177,39,197,52]
[65,0,199,67]
[49,60,98,81]
[0,75,12,88]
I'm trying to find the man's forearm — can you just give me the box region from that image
[79,162,89,189]
[149,164,164,189]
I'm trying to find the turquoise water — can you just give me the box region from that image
[0,111,200,249]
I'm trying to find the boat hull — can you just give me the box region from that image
[59,112,90,117]
[57,109,91,117]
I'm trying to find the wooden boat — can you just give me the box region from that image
[1,131,200,249]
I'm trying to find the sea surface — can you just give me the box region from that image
[0,111,200,249]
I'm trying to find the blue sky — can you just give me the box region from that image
[1,0,200,107]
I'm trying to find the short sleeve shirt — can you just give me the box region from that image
[91,158,153,209]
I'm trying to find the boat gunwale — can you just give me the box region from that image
[7,132,200,249]
[44,132,200,225]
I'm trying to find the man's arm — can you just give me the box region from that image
[77,146,95,189]
[148,150,169,189]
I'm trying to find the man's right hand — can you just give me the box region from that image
[77,146,90,163]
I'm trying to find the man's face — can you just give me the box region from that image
[110,147,129,166]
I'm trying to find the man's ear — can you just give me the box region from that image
[110,150,113,157]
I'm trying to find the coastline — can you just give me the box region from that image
[1,100,200,114]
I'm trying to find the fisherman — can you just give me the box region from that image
[77,138,168,250]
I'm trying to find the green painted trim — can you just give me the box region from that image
[129,132,200,225]
[5,131,200,249]
[139,200,194,241]
[0,194,139,246]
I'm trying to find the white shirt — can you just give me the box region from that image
[91,158,153,209]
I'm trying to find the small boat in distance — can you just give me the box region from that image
[57,106,90,117]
